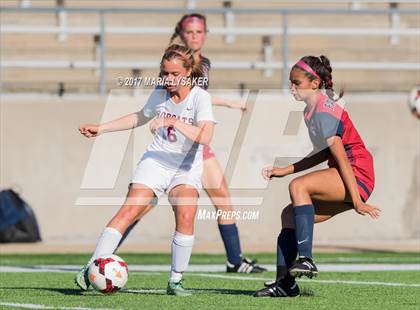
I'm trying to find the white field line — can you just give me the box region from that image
[124,289,166,294]
[0,302,118,310]
[318,257,420,263]
[1,264,419,273]
[189,273,420,288]
[1,264,419,289]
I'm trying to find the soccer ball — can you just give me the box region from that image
[88,254,128,294]
[408,85,420,117]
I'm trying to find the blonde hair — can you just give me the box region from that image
[160,44,204,81]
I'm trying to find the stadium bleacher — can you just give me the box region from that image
[0,0,419,93]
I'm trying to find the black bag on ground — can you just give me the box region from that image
[0,189,41,243]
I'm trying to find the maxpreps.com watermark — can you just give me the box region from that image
[117,76,209,88]
[197,209,260,221]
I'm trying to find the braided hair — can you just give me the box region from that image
[294,55,344,101]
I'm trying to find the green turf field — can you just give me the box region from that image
[0,252,419,310]
[1,251,419,266]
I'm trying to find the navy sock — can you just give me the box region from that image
[293,204,315,258]
[218,224,242,265]
[276,228,297,281]
[114,219,139,252]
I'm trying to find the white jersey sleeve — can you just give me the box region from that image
[143,88,167,118]
[194,88,216,123]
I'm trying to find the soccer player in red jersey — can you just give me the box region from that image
[255,55,380,298]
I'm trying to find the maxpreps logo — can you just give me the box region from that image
[196,209,260,221]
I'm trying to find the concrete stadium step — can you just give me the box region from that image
[3,66,418,93]
[2,13,417,29]
[2,5,418,28]
[3,0,417,10]
[2,33,418,60]
[1,3,418,93]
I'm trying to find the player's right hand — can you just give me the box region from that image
[262,166,275,180]
[149,117,164,135]
[354,202,381,219]
[79,124,101,138]
[262,166,293,180]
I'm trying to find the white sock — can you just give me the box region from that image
[170,231,194,282]
[87,227,122,266]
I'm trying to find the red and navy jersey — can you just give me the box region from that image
[303,94,375,201]
[200,55,210,90]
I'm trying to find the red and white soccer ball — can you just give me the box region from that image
[88,254,129,294]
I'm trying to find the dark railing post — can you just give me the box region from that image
[99,12,106,95]
[281,12,289,91]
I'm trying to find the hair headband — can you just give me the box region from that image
[295,60,320,79]
[181,16,205,28]
[170,50,192,66]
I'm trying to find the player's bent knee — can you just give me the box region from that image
[177,210,196,224]
[289,177,307,199]
[175,207,197,227]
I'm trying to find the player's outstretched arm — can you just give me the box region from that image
[79,109,150,138]
[328,136,380,219]
[261,165,293,180]
[292,149,329,173]
[212,96,247,111]
[261,150,328,180]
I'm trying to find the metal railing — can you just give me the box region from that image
[1,6,419,94]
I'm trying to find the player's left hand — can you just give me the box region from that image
[354,202,381,219]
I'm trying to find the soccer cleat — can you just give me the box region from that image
[264,273,297,287]
[74,264,91,291]
[289,256,318,278]
[263,280,276,287]
[166,280,192,296]
[226,257,267,273]
[254,279,300,297]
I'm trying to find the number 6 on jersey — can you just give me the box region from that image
[166,126,177,142]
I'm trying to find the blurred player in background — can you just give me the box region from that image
[254,55,380,297]
[76,44,216,296]
[118,13,266,274]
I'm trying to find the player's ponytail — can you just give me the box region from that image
[169,18,184,44]
[169,13,207,45]
[318,55,343,101]
[161,44,204,84]
[294,55,344,101]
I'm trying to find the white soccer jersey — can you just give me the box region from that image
[142,86,216,171]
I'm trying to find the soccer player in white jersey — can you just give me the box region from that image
[76,44,216,296]
[118,13,266,274]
